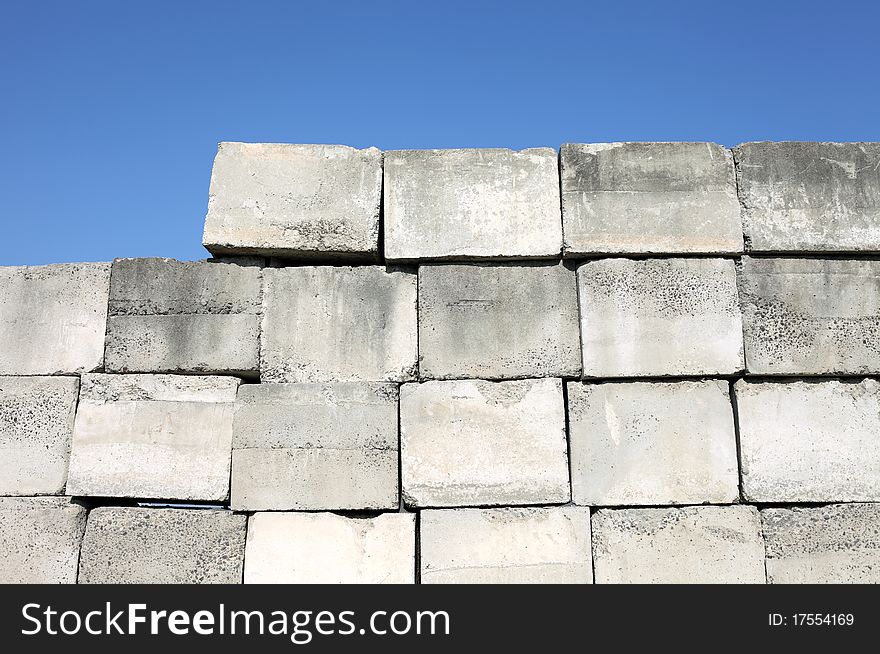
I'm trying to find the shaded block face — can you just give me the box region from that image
[384,148,562,261]
[400,378,569,508]
[735,142,880,252]
[77,507,247,584]
[420,507,592,584]
[561,142,742,255]
[203,142,382,259]
[0,263,110,375]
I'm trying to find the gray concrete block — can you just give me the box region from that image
[78,507,246,584]
[0,262,110,375]
[67,374,240,501]
[203,142,382,259]
[561,142,742,255]
[577,258,744,377]
[384,148,562,261]
[400,378,569,508]
[567,380,738,506]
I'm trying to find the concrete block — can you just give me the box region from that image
[400,378,569,508]
[420,507,592,584]
[0,262,110,375]
[739,257,880,375]
[735,142,880,252]
[0,497,86,584]
[78,507,246,584]
[577,258,744,377]
[561,142,742,255]
[231,382,398,511]
[67,374,240,501]
[736,379,880,502]
[567,380,738,506]
[592,506,766,584]
[203,142,382,259]
[261,266,418,382]
[384,148,562,261]
[244,512,415,584]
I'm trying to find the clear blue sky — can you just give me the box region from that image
[2,0,879,265]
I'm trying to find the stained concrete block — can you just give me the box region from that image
[0,497,86,584]
[66,374,239,501]
[739,257,880,375]
[567,380,738,506]
[78,507,247,584]
[735,379,880,503]
[420,507,592,584]
[203,142,382,259]
[244,512,415,584]
[592,506,766,584]
[231,383,398,511]
[762,504,880,584]
[400,378,569,508]
[105,258,261,376]
[735,142,880,252]
[561,142,742,255]
[418,263,581,379]
[577,258,744,377]
[261,266,418,382]
[384,148,562,261]
[0,262,110,375]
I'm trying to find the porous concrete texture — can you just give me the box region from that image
[417,262,581,379]
[739,257,880,375]
[384,148,562,261]
[420,507,592,584]
[735,142,880,252]
[592,506,766,584]
[400,378,569,508]
[567,380,738,506]
[577,257,744,377]
[561,142,742,255]
[0,262,110,375]
[244,512,416,584]
[231,382,398,511]
[0,497,86,584]
[260,266,418,383]
[77,507,247,584]
[762,504,880,584]
[735,379,880,503]
[66,374,240,501]
[203,142,382,259]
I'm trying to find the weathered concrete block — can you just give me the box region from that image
[67,374,239,501]
[203,142,382,259]
[561,142,742,255]
[261,266,418,382]
[736,379,880,502]
[418,263,580,379]
[420,507,592,584]
[0,497,86,583]
[78,507,246,584]
[567,380,738,506]
[762,504,880,584]
[244,512,415,584]
[0,262,110,375]
[735,142,880,252]
[384,148,562,261]
[400,378,569,507]
[577,258,744,377]
[592,506,766,584]
[739,257,880,375]
[231,383,398,511]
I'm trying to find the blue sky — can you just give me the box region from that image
[2,0,879,265]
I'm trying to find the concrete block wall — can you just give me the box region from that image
[1,140,879,584]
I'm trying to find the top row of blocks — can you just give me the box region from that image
[202,142,880,260]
